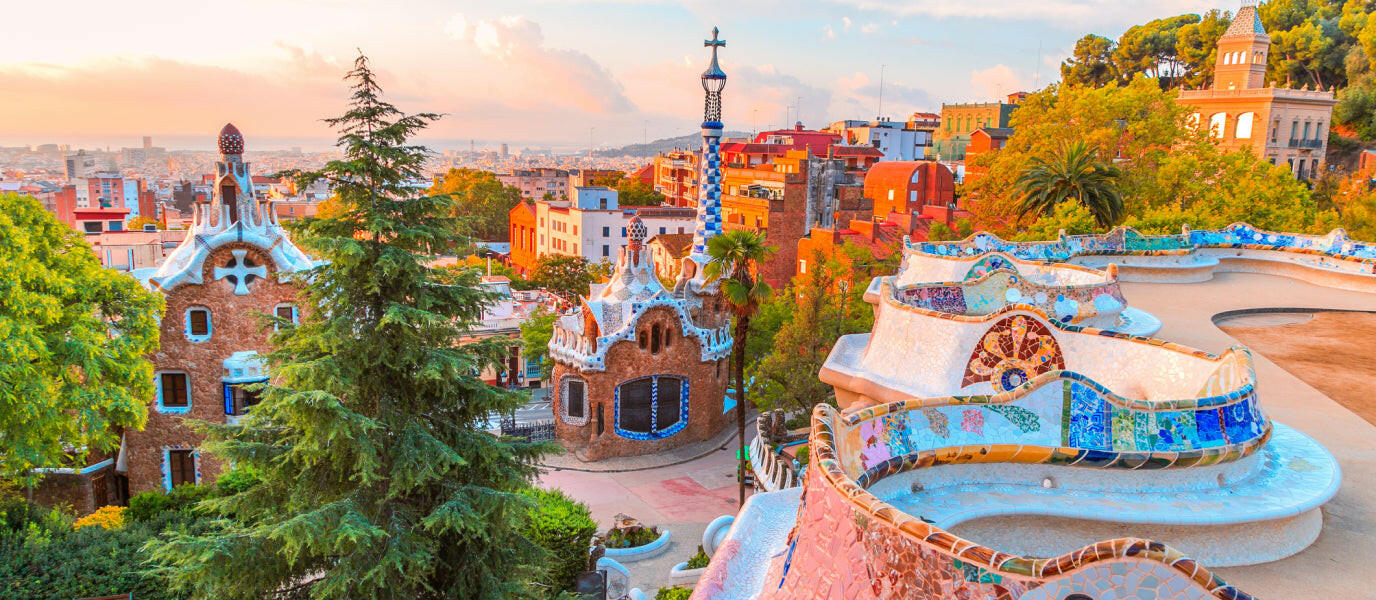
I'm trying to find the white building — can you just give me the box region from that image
[533,187,696,265]
[826,118,934,161]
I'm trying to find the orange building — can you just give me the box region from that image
[864,161,956,217]
[795,218,904,282]
[962,127,1013,187]
[651,149,700,207]
[1177,3,1336,179]
[508,200,538,275]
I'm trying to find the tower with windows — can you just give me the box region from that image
[116,124,315,495]
[1177,1,1336,179]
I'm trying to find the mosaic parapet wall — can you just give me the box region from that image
[884,250,1131,330]
[908,224,1376,287]
[753,411,1261,600]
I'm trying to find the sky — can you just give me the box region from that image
[0,0,1242,152]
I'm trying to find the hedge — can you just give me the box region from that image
[522,487,598,596]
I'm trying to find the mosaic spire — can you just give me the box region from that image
[691,27,726,261]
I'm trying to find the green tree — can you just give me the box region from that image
[520,309,558,382]
[1014,141,1125,228]
[1175,10,1231,89]
[529,255,596,302]
[143,54,551,600]
[431,168,524,241]
[746,247,870,416]
[1061,34,1118,88]
[0,193,162,484]
[127,215,162,230]
[1112,14,1200,88]
[704,230,774,505]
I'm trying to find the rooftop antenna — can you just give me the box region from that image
[877,64,887,120]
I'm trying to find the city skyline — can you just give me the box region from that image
[0,0,1240,151]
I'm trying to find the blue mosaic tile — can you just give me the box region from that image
[1195,407,1225,446]
[1067,382,1110,450]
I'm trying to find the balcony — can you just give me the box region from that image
[1287,139,1324,149]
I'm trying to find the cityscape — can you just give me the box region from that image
[2,1,1376,600]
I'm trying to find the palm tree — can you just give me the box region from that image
[704,229,775,505]
[1014,141,1124,228]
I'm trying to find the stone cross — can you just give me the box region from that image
[214,249,267,295]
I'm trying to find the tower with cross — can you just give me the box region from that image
[690,26,727,263]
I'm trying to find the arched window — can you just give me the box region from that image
[1209,113,1228,139]
[560,376,589,426]
[1236,112,1255,139]
[651,323,661,354]
[615,375,688,439]
[639,329,648,350]
[185,307,212,342]
[663,328,672,349]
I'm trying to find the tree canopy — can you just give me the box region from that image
[430,168,523,241]
[143,54,552,600]
[0,193,162,483]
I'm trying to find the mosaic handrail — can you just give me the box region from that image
[909,223,1376,267]
[890,266,1127,327]
[784,402,1259,599]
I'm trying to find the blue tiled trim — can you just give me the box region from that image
[184,306,212,342]
[154,371,192,414]
[613,374,690,440]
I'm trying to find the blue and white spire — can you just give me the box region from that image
[690,27,727,261]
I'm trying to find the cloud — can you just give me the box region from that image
[833,71,936,119]
[457,14,635,114]
[842,17,853,33]
[822,25,836,41]
[861,22,879,34]
[0,48,347,140]
[822,0,1217,27]
[444,13,469,40]
[970,64,1028,100]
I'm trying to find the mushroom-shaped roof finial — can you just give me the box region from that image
[218,123,244,155]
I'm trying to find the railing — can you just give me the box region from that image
[1287,138,1324,149]
[500,415,555,442]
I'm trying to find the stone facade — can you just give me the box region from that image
[551,305,732,461]
[124,242,302,493]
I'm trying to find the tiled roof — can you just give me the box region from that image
[647,232,694,257]
[975,127,1015,139]
[828,145,884,157]
[1225,5,1267,37]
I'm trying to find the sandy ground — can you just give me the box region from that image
[1218,311,1376,426]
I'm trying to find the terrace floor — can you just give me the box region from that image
[1122,272,1376,599]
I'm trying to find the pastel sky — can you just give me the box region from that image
[0,0,1240,151]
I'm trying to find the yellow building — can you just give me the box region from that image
[1177,2,1336,179]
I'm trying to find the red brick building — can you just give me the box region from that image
[652,149,700,207]
[963,127,1013,187]
[795,218,905,281]
[547,217,734,461]
[508,200,538,275]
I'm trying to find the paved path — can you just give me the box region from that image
[1122,272,1376,599]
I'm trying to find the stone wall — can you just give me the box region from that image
[553,305,732,461]
[124,242,303,494]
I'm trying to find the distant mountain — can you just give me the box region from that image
[593,131,752,158]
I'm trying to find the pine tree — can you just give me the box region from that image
[144,54,552,600]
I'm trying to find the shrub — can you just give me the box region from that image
[794,445,810,468]
[522,487,597,596]
[213,465,261,496]
[655,586,693,600]
[604,525,660,548]
[73,506,125,530]
[0,499,185,600]
[686,545,710,569]
[127,483,216,522]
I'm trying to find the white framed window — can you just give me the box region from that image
[560,376,589,426]
[1209,113,1228,139]
[185,307,212,342]
[154,371,191,414]
[1236,112,1255,139]
[273,303,299,329]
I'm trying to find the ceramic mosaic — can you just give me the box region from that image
[909,223,1376,271]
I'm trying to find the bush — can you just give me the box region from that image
[655,586,693,600]
[604,525,660,548]
[686,545,710,569]
[794,445,810,468]
[0,498,188,600]
[213,465,261,496]
[522,488,597,597]
[73,506,125,530]
[127,483,215,522]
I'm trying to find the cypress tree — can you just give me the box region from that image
[145,53,551,600]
